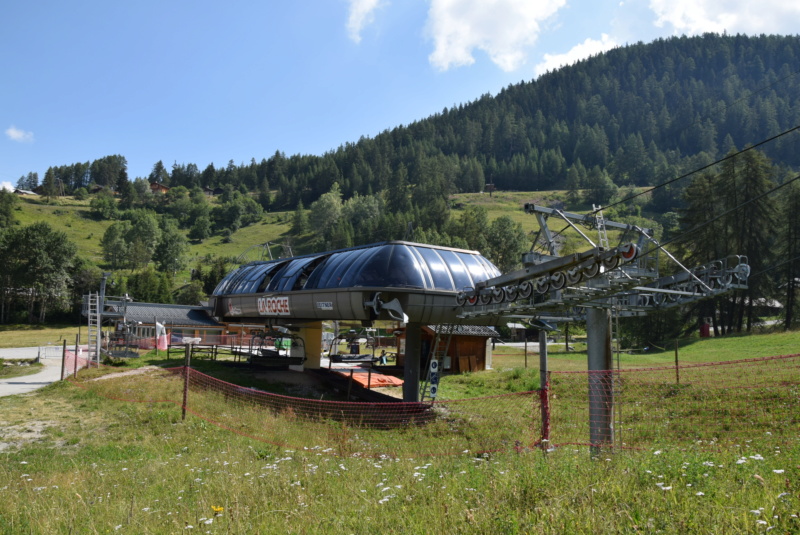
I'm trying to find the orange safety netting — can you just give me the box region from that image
[66,353,799,456]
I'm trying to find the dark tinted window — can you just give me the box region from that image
[355,245,425,288]
[415,247,454,290]
[438,250,473,291]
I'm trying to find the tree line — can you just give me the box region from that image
[4,33,800,331]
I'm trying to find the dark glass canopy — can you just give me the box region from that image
[213,241,501,296]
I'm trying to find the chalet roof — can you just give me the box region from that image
[427,325,499,338]
[106,302,222,328]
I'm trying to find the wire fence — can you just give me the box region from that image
[548,354,800,449]
[60,348,94,380]
[66,353,799,456]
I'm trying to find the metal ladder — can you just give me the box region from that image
[86,293,101,365]
[420,323,459,401]
[593,204,610,250]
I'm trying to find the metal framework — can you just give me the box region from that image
[456,204,750,321]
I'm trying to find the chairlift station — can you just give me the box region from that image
[88,203,750,449]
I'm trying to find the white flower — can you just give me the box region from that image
[695,492,704,496]
[661,486,672,491]
[773,469,785,474]
[654,450,662,455]
[750,510,761,515]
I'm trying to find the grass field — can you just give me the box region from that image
[0,327,797,533]
[0,324,82,349]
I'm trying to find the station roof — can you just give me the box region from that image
[106,302,222,328]
[213,241,501,296]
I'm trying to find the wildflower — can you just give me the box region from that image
[756,520,768,525]
[654,450,662,455]
[212,505,224,513]
[773,469,785,474]
[750,510,761,515]
[695,492,704,496]
[661,486,672,491]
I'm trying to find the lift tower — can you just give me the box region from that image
[456,204,750,449]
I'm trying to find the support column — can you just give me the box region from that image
[539,329,551,444]
[299,322,323,370]
[587,307,614,451]
[538,329,548,391]
[403,322,422,402]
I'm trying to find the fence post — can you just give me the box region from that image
[539,330,550,449]
[347,368,354,399]
[60,340,67,381]
[540,371,551,448]
[73,335,79,379]
[524,338,528,368]
[182,344,192,421]
[675,339,680,385]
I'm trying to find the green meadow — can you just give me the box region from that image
[0,328,797,533]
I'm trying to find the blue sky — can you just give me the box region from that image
[3,0,799,189]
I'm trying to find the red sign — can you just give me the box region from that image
[257,296,291,316]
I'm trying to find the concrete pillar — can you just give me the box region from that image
[587,307,614,450]
[403,322,422,402]
[299,322,323,370]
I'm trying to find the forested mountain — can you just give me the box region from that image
[25,34,800,208]
[5,33,800,332]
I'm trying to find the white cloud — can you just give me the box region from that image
[0,182,13,192]
[346,0,385,43]
[534,34,619,76]
[5,125,34,143]
[426,0,567,72]
[649,0,800,35]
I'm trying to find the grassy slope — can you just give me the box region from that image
[0,330,797,533]
[13,197,112,263]
[14,190,640,271]
[11,195,293,281]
